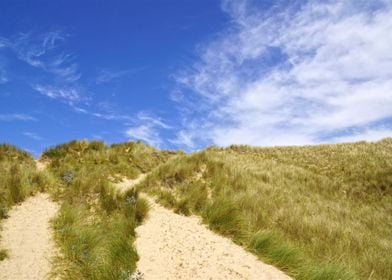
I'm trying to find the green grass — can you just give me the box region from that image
[138,138,392,280]
[44,140,170,279]
[49,166,150,280]
[2,139,391,279]
[42,140,180,180]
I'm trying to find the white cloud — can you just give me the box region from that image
[33,84,80,103]
[23,132,43,141]
[173,0,392,148]
[330,128,392,143]
[96,69,129,84]
[0,114,37,121]
[125,125,161,147]
[0,31,80,82]
[124,112,170,147]
[170,130,196,148]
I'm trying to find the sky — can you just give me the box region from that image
[1,0,392,156]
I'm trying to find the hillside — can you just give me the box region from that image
[0,139,391,280]
[138,138,392,279]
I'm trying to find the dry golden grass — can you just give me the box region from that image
[139,138,392,280]
[2,139,391,279]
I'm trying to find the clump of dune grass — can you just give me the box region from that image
[51,203,140,279]
[138,138,392,280]
[46,143,155,279]
[0,248,8,260]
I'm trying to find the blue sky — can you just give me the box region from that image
[1,0,392,156]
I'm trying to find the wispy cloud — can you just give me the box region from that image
[0,70,7,84]
[72,106,171,146]
[124,112,170,147]
[72,105,133,121]
[32,84,81,104]
[173,0,392,148]
[96,69,129,84]
[0,31,80,82]
[0,54,8,84]
[23,132,43,141]
[0,114,37,121]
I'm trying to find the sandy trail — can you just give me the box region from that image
[114,173,147,192]
[35,160,48,171]
[0,193,59,280]
[115,177,291,280]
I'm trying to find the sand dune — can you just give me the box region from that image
[115,176,290,280]
[135,196,291,280]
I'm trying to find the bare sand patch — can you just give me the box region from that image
[134,196,291,280]
[0,193,59,280]
[112,175,291,280]
[35,160,48,171]
[114,173,147,192]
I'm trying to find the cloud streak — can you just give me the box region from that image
[23,132,43,141]
[124,112,170,147]
[33,84,81,104]
[173,0,392,148]
[0,31,81,82]
[96,69,129,84]
[0,114,37,122]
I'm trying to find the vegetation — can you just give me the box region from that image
[42,140,179,180]
[1,138,391,280]
[44,140,175,279]
[138,138,392,280]
[0,248,8,261]
[0,144,55,219]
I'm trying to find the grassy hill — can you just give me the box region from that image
[42,140,180,179]
[1,139,391,279]
[138,138,392,280]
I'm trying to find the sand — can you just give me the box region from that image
[0,193,59,280]
[114,173,147,192]
[35,160,48,171]
[115,176,291,280]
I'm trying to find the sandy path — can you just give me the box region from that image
[35,160,48,171]
[114,173,147,192]
[115,176,291,280]
[0,193,59,280]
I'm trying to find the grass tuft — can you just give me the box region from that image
[0,248,8,261]
[202,197,245,239]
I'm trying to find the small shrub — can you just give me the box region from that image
[0,203,9,219]
[99,181,118,214]
[122,189,149,223]
[62,170,74,185]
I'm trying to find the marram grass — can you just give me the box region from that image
[138,138,392,280]
[1,139,391,280]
